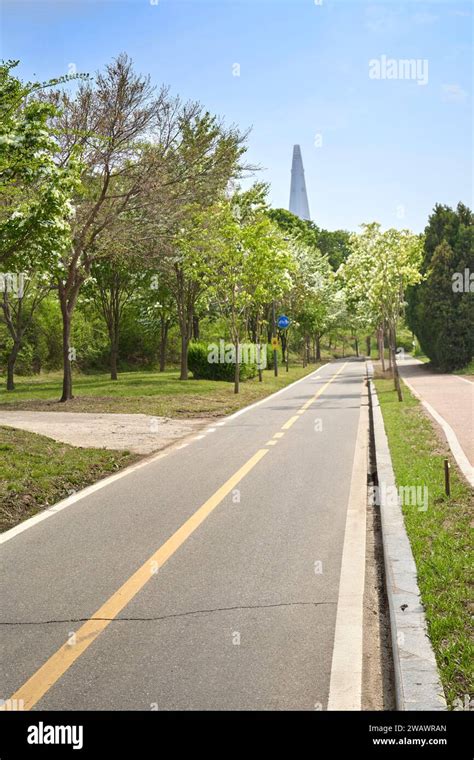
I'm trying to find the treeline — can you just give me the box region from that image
[1,56,472,399]
[0,55,356,396]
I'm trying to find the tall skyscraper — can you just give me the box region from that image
[289,145,311,220]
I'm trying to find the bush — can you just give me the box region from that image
[188,341,258,381]
[264,343,282,369]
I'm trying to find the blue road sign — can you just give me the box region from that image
[277,315,290,330]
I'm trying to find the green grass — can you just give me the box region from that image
[453,359,474,376]
[0,363,323,417]
[0,426,138,533]
[374,378,473,707]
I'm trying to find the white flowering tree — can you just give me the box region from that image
[202,185,295,393]
[289,240,340,363]
[341,223,423,399]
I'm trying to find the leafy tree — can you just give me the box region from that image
[143,111,248,380]
[267,208,320,249]
[136,274,177,372]
[203,185,294,393]
[406,203,473,371]
[288,238,339,362]
[84,256,137,381]
[0,61,85,387]
[0,275,52,389]
[267,209,351,271]
[341,223,423,399]
[317,229,352,271]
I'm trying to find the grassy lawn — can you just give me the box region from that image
[454,358,474,377]
[374,378,473,707]
[0,426,138,533]
[0,363,323,417]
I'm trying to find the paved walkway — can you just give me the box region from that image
[397,358,473,482]
[0,360,369,710]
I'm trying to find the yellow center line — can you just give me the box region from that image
[281,415,299,430]
[2,448,268,712]
[273,433,284,439]
[281,364,347,429]
[299,362,348,412]
[266,440,278,446]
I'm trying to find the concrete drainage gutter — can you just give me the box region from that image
[366,362,447,711]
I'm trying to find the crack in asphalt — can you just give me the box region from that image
[0,600,337,626]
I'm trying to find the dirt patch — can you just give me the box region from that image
[0,411,213,455]
[362,491,396,710]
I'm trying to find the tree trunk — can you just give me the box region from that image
[110,342,119,381]
[60,307,73,401]
[389,325,403,401]
[378,328,385,372]
[6,341,21,391]
[159,319,169,372]
[366,335,371,356]
[192,314,200,340]
[315,334,321,361]
[234,340,240,394]
[355,336,359,357]
[180,331,189,380]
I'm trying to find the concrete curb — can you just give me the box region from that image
[366,362,447,711]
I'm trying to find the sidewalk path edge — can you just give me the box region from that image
[398,366,473,488]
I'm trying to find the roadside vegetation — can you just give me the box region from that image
[0,361,327,417]
[454,359,474,377]
[0,426,137,532]
[4,56,470,407]
[374,377,473,707]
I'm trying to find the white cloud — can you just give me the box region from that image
[441,84,468,103]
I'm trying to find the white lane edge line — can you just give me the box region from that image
[327,383,368,710]
[216,363,329,425]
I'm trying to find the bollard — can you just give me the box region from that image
[444,458,451,497]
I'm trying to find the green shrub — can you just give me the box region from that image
[264,343,282,369]
[188,341,258,381]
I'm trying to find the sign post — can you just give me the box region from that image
[277,315,291,371]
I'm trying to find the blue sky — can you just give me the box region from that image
[0,0,472,232]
